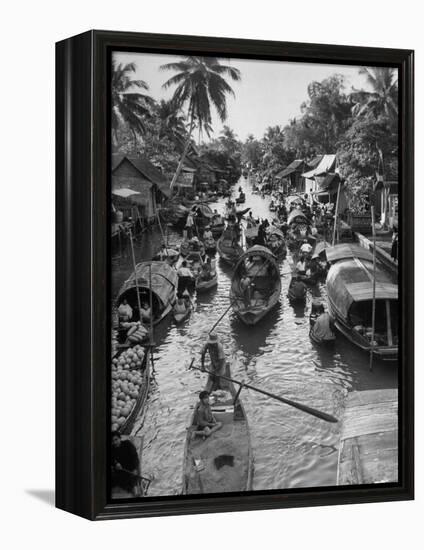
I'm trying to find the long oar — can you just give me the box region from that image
[189,364,338,423]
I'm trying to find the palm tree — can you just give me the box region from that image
[160,56,241,188]
[112,60,154,150]
[156,99,187,148]
[351,67,398,121]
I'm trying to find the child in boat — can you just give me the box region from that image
[192,391,223,439]
[139,301,151,323]
[118,299,133,322]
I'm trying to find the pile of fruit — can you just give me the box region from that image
[111,345,146,432]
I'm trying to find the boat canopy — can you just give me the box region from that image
[287,208,308,225]
[267,227,285,240]
[192,202,213,218]
[240,244,277,261]
[302,154,336,179]
[327,259,398,318]
[325,243,374,264]
[312,241,328,259]
[118,261,178,307]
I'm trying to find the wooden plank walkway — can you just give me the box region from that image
[337,389,398,485]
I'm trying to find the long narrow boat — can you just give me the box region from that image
[230,245,281,325]
[265,227,287,260]
[326,257,398,360]
[196,272,218,292]
[182,364,253,495]
[111,345,151,435]
[217,225,244,264]
[111,435,150,499]
[173,302,192,324]
[116,261,177,325]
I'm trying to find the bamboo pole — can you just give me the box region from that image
[190,364,338,423]
[369,206,377,372]
[332,181,341,246]
[128,228,142,317]
[148,263,155,369]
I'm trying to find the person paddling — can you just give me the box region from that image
[201,332,226,391]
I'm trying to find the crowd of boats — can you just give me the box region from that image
[110,176,398,498]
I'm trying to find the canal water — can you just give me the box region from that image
[111,176,398,496]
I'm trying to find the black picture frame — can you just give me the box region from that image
[56,30,414,520]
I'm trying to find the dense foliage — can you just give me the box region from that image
[111,57,398,212]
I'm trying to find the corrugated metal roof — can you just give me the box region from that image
[326,244,374,264]
[302,154,337,179]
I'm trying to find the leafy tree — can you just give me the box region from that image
[351,67,398,124]
[111,59,155,150]
[160,56,241,187]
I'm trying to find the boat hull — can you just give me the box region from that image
[182,365,253,495]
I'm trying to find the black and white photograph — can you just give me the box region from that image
[109,51,400,499]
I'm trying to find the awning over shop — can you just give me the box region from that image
[302,154,336,179]
[112,188,142,198]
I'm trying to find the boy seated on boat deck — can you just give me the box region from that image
[111,432,141,496]
[191,391,223,440]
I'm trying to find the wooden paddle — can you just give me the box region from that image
[189,364,338,423]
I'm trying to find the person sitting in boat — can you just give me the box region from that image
[199,257,213,281]
[177,260,194,292]
[203,226,213,241]
[190,236,201,251]
[111,431,141,496]
[239,274,252,307]
[300,239,313,258]
[118,298,133,322]
[212,210,223,225]
[201,332,226,391]
[310,305,335,344]
[296,257,307,275]
[139,301,151,323]
[290,275,307,299]
[192,391,223,439]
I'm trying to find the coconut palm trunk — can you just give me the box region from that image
[170,116,195,189]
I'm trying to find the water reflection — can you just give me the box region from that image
[111,175,398,496]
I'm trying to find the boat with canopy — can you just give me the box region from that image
[116,261,178,325]
[217,224,244,264]
[326,257,398,360]
[230,245,281,325]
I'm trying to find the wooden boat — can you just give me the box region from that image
[117,261,178,325]
[203,236,217,253]
[196,272,218,292]
[326,258,398,360]
[266,227,287,260]
[121,348,151,435]
[230,245,281,325]
[180,239,205,258]
[217,225,244,265]
[287,277,307,302]
[111,435,151,499]
[210,219,225,238]
[173,302,192,324]
[235,192,246,204]
[324,243,374,265]
[182,364,253,495]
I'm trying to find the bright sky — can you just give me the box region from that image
[114,51,390,142]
